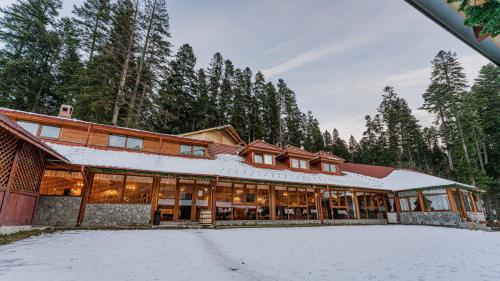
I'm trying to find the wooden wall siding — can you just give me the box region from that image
[87,131,109,146]
[0,192,37,225]
[11,143,46,193]
[161,141,180,155]
[0,128,19,189]
[143,138,161,153]
[60,127,88,144]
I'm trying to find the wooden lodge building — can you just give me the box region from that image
[0,106,487,228]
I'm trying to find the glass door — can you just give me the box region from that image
[178,186,193,220]
[158,178,176,221]
[195,187,210,221]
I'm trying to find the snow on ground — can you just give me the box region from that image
[0,226,499,281]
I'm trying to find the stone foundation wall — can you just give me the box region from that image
[400,211,461,226]
[82,203,151,226]
[32,196,81,227]
[467,212,486,223]
[215,219,386,227]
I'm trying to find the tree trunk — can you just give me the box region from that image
[438,110,454,172]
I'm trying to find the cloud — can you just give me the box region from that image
[261,35,381,78]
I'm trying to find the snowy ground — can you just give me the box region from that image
[0,226,499,281]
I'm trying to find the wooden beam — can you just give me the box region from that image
[447,188,457,212]
[211,176,218,225]
[173,178,180,221]
[353,191,361,220]
[418,191,425,212]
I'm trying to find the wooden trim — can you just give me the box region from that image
[353,191,360,219]
[318,189,324,223]
[455,188,467,219]
[468,192,477,212]
[270,186,276,220]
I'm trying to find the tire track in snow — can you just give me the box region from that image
[193,230,272,281]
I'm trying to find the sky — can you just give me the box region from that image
[1,0,491,140]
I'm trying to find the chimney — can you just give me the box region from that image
[58,104,73,118]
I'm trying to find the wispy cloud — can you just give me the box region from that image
[261,35,381,78]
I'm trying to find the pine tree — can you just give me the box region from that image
[331,128,350,159]
[52,18,83,108]
[263,82,280,144]
[126,0,171,127]
[0,0,62,113]
[206,52,223,127]
[303,111,324,152]
[110,0,140,126]
[248,71,267,141]
[471,63,499,179]
[279,79,303,147]
[72,0,111,63]
[348,135,360,162]
[231,68,247,136]
[218,59,234,125]
[192,68,209,131]
[156,43,196,133]
[323,130,333,152]
[421,50,475,184]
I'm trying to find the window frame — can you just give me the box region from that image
[16,120,62,140]
[422,189,451,212]
[89,173,153,204]
[108,134,144,151]
[254,153,274,165]
[322,162,337,173]
[180,144,206,156]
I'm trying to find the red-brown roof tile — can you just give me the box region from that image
[240,140,283,155]
[339,163,395,178]
[279,145,316,159]
[313,151,345,162]
[208,143,243,157]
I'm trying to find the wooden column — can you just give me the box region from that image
[150,175,160,224]
[270,186,276,220]
[394,193,401,223]
[469,192,477,212]
[318,189,324,224]
[447,188,457,212]
[77,166,93,226]
[417,191,425,212]
[456,189,467,219]
[173,178,180,221]
[211,176,218,224]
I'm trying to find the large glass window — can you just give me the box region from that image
[90,174,152,204]
[90,174,125,203]
[398,191,420,212]
[17,121,39,135]
[40,170,83,196]
[291,158,299,168]
[257,185,270,220]
[123,176,153,204]
[39,125,61,139]
[461,191,472,212]
[422,189,450,211]
[473,193,483,212]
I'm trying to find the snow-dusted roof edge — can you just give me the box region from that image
[45,142,479,193]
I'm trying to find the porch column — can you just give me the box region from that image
[447,188,457,212]
[318,189,324,224]
[270,186,276,220]
[77,166,93,227]
[417,191,425,212]
[150,175,160,224]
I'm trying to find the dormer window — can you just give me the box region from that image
[254,153,273,165]
[17,120,61,139]
[323,163,337,173]
[291,158,308,169]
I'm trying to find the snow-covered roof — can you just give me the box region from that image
[45,142,476,192]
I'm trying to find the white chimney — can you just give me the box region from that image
[58,104,73,118]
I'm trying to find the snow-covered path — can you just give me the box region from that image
[0,226,499,281]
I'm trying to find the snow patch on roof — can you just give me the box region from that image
[45,142,474,191]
